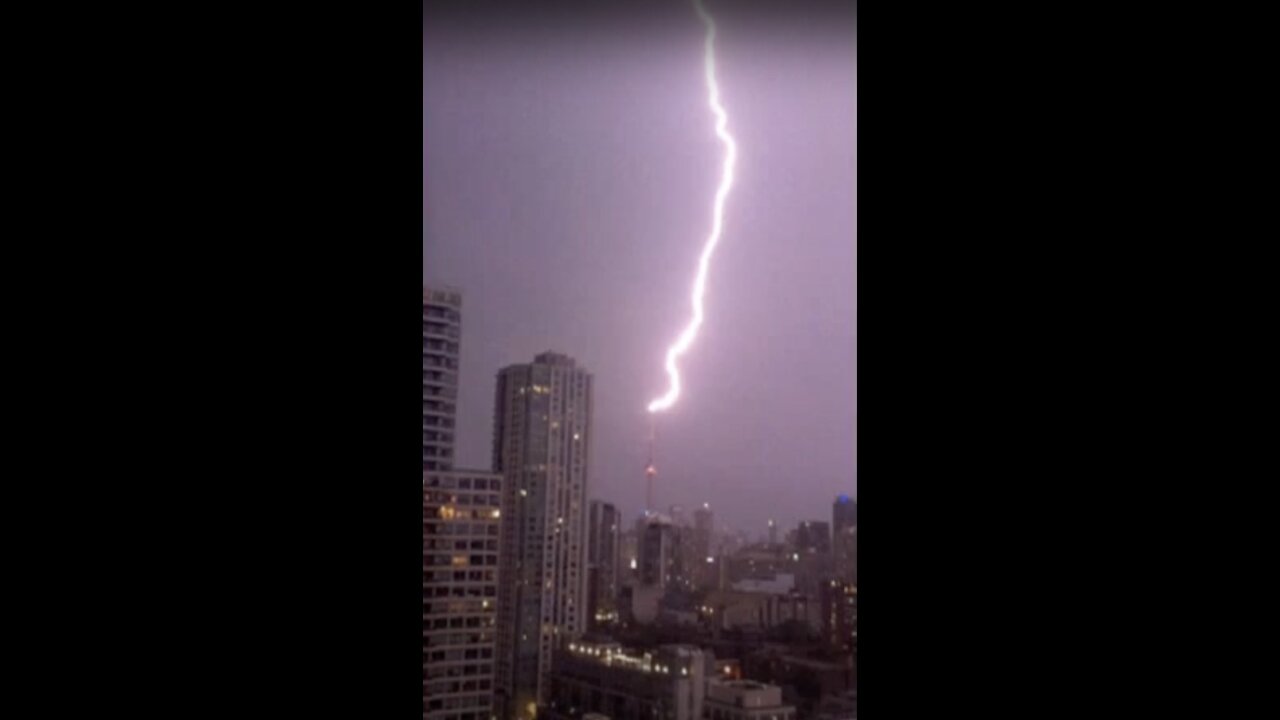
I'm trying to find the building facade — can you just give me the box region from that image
[493,353,594,719]
[796,521,832,556]
[587,501,621,628]
[424,470,506,720]
[544,642,709,720]
[821,580,857,656]
[832,496,857,586]
[423,287,462,471]
[693,505,715,591]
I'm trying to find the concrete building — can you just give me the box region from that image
[493,352,595,719]
[423,470,505,720]
[423,287,462,471]
[704,681,796,720]
[543,641,709,720]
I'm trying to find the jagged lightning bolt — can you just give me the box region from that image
[647,0,738,415]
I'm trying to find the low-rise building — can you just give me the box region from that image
[704,681,796,720]
[543,641,709,720]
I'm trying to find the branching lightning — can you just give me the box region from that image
[647,0,738,415]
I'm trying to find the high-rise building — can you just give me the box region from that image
[796,521,832,556]
[493,352,594,720]
[620,529,639,583]
[423,470,505,720]
[821,580,857,656]
[668,504,686,527]
[833,495,857,533]
[833,495,857,585]
[693,504,714,590]
[632,512,678,624]
[587,500,621,628]
[423,287,462,471]
[637,514,677,591]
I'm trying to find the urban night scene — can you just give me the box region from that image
[425,2,856,719]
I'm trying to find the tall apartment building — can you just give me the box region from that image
[423,287,462,471]
[492,352,594,720]
[423,470,506,720]
[587,501,621,628]
[832,495,857,586]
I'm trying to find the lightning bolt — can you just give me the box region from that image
[647,0,738,415]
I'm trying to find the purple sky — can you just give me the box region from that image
[424,2,856,536]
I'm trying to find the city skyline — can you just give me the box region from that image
[424,2,856,533]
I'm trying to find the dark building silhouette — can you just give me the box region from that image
[587,500,621,627]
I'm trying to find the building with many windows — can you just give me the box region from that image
[423,287,462,471]
[424,470,506,720]
[493,352,594,719]
[587,501,621,628]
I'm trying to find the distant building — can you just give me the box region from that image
[732,574,795,596]
[493,353,595,719]
[423,470,505,720]
[821,581,857,655]
[543,641,710,720]
[668,504,687,527]
[705,681,797,720]
[588,501,621,627]
[832,496,857,585]
[693,505,715,591]
[705,589,822,634]
[796,521,831,556]
[633,513,677,624]
[620,529,639,579]
[422,287,462,471]
[725,545,793,588]
[833,496,857,533]
[637,514,677,590]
